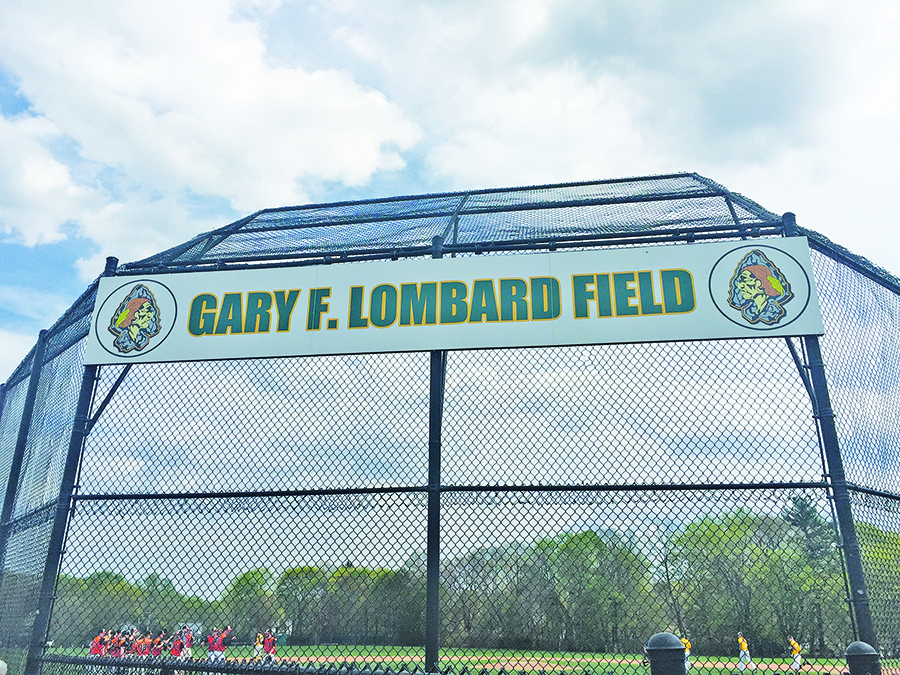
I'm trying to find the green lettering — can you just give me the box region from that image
[613,272,638,317]
[348,286,369,328]
[469,280,500,323]
[530,277,561,320]
[499,278,528,321]
[274,290,300,332]
[661,270,695,313]
[440,281,469,324]
[638,271,663,315]
[307,288,331,331]
[188,294,217,336]
[596,274,613,317]
[214,293,244,334]
[400,283,437,326]
[572,275,595,319]
[244,292,273,333]
[370,284,398,328]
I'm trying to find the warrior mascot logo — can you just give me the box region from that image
[107,284,162,352]
[727,250,793,325]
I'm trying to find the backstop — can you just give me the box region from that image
[0,173,898,675]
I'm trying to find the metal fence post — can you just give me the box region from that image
[25,258,117,675]
[425,236,446,674]
[0,330,49,583]
[802,335,878,648]
[425,349,446,673]
[24,362,99,675]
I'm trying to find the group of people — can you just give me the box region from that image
[252,630,279,661]
[735,632,804,672]
[651,632,804,673]
[86,624,278,662]
[88,626,195,659]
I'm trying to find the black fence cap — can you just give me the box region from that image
[845,641,878,656]
[646,632,684,650]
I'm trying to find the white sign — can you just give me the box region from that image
[84,238,823,365]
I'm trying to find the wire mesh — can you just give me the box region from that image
[0,505,54,645]
[0,377,30,500]
[812,249,900,497]
[850,490,900,667]
[13,341,86,518]
[128,174,782,271]
[437,487,849,664]
[441,341,822,487]
[79,352,430,496]
[49,493,428,659]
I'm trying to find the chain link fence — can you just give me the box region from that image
[1,176,898,675]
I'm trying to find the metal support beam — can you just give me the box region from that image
[802,335,878,649]
[24,366,99,675]
[25,258,116,675]
[425,349,447,673]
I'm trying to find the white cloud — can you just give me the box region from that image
[0,285,71,322]
[0,0,421,269]
[426,65,654,188]
[0,114,106,246]
[0,328,37,382]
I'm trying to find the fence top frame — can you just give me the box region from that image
[3,172,900,388]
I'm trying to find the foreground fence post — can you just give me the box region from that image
[645,632,686,675]
[803,335,878,648]
[425,236,446,674]
[845,642,881,675]
[25,258,117,675]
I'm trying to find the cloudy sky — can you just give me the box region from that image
[1,0,899,381]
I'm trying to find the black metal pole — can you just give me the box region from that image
[24,362,99,675]
[25,258,117,675]
[802,335,878,649]
[425,236,446,673]
[0,383,7,433]
[0,330,49,580]
[425,349,446,673]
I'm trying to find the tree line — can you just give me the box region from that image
[46,498,900,657]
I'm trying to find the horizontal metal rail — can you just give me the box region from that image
[38,653,429,675]
[119,223,786,274]
[70,481,829,502]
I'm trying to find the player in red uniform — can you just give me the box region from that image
[109,632,124,658]
[170,632,184,658]
[88,630,106,656]
[151,631,167,657]
[212,626,232,660]
[263,631,277,662]
[207,628,219,660]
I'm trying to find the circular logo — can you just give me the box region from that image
[708,244,812,331]
[94,279,178,357]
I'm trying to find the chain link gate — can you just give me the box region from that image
[0,174,897,675]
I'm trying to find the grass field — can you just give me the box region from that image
[45,644,853,674]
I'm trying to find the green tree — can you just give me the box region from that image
[781,497,835,562]
[547,531,656,653]
[668,506,848,657]
[222,568,281,640]
[856,521,900,656]
[49,572,144,647]
[368,569,424,645]
[328,565,379,644]
[276,566,328,644]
